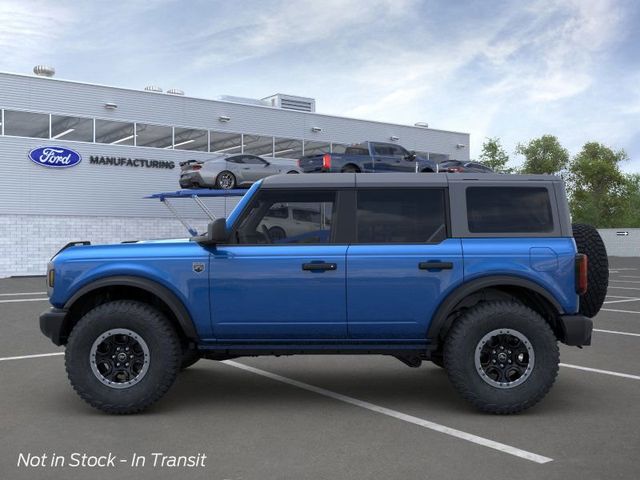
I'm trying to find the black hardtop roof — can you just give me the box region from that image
[260,173,562,189]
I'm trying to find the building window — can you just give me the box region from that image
[173,127,208,151]
[135,123,173,149]
[95,119,135,145]
[466,187,553,233]
[3,110,49,138]
[210,131,243,154]
[356,189,447,243]
[243,134,274,156]
[304,140,331,156]
[51,115,93,142]
[273,137,303,159]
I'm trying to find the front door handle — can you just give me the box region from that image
[419,261,453,270]
[302,262,337,271]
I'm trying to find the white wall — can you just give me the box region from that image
[597,229,640,257]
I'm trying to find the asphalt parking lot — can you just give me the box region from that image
[1,257,639,480]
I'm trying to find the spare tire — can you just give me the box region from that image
[572,223,608,317]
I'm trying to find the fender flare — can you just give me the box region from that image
[426,275,564,342]
[64,275,198,340]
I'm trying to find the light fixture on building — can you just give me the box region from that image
[311,126,322,133]
[52,128,74,139]
[414,122,429,128]
[172,139,195,149]
[218,115,231,122]
[167,88,185,96]
[111,135,134,145]
[144,85,163,93]
[456,143,466,149]
[104,102,118,110]
[390,135,400,141]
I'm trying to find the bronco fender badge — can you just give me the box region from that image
[192,262,205,273]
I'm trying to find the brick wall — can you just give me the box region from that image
[0,215,209,278]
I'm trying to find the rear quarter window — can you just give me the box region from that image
[466,187,553,233]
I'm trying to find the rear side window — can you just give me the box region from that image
[466,187,553,233]
[356,189,447,243]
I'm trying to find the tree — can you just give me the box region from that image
[478,137,513,173]
[568,142,630,227]
[516,135,569,175]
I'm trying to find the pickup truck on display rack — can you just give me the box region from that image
[298,141,439,173]
[39,173,608,415]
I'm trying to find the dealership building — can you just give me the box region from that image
[0,68,470,278]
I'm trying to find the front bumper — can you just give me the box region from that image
[558,314,593,346]
[40,308,69,346]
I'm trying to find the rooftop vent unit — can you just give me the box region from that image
[167,88,184,96]
[33,65,55,77]
[217,95,270,107]
[262,94,316,113]
[144,85,163,93]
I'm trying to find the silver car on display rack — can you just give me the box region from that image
[179,154,301,189]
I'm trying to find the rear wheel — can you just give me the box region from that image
[65,300,181,414]
[268,226,287,242]
[341,165,359,173]
[215,171,236,190]
[287,170,299,174]
[572,223,608,317]
[444,301,559,414]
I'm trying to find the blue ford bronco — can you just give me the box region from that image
[40,173,608,414]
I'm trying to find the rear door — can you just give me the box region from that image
[346,187,463,339]
[210,188,350,340]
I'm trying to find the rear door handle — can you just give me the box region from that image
[419,261,453,270]
[302,262,337,271]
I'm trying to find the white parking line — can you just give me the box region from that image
[610,280,640,284]
[616,275,640,279]
[223,360,553,464]
[602,308,640,314]
[560,363,640,381]
[0,292,47,296]
[609,268,637,271]
[0,352,63,362]
[603,298,640,304]
[607,286,640,292]
[593,328,640,337]
[0,298,49,304]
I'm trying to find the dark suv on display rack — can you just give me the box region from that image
[39,173,608,414]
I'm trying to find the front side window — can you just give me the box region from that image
[466,187,553,233]
[235,190,335,244]
[356,189,447,243]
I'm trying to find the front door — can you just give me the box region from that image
[346,188,463,339]
[210,188,348,340]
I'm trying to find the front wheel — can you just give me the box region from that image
[65,300,181,414]
[443,301,559,414]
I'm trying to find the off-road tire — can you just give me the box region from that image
[341,165,360,173]
[430,352,445,368]
[444,301,559,414]
[572,223,608,317]
[65,300,181,414]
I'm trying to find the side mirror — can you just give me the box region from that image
[194,218,228,245]
[405,151,417,161]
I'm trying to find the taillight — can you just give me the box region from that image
[575,254,588,295]
[447,167,464,173]
[322,154,331,170]
[192,164,202,170]
[297,159,301,167]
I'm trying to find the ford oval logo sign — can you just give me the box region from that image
[28,146,82,168]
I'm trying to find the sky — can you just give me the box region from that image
[1,0,639,171]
